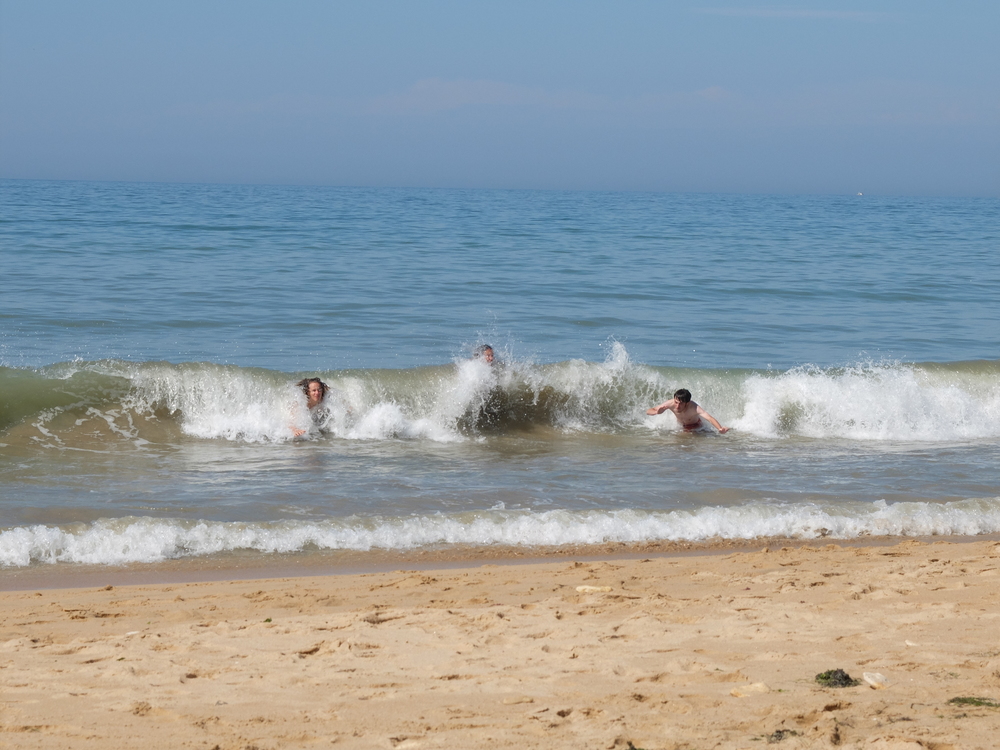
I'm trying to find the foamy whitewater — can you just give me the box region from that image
[2,181,999,567]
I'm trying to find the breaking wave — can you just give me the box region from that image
[2,347,999,447]
[3,497,999,566]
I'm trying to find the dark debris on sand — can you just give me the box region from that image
[815,669,861,688]
[766,728,800,743]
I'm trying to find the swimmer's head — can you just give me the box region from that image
[297,377,328,407]
[474,344,495,364]
[673,388,692,403]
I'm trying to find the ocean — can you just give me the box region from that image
[2,179,999,570]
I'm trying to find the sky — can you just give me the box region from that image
[1,1,997,196]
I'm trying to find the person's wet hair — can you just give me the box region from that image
[297,377,328,399]
[674,388,692,403]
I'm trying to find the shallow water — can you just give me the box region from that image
[2,181,999,566]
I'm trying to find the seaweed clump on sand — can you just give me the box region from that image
[766,729,799,743]
[816,669,861,688]
[948,696,1000,708]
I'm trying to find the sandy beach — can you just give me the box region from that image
[3,539,1000,749]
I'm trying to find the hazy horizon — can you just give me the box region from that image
[2,1,997,197]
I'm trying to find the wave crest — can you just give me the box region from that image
[3,497,998,566]
[2,353,999,446]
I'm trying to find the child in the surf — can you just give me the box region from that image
[646,388,730,433]
[474,344,495,364]
[291,377,330,437]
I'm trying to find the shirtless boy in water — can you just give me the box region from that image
[646,388,730,433]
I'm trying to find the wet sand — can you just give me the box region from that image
[3,538,1000,748]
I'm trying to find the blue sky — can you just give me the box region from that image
[1,1,997,195]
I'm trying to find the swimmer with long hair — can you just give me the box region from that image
[291,377,329,436]
[297,377,328,409]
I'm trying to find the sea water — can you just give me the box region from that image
[1,180,999,567]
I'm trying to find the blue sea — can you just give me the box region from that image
[2,179,999,570]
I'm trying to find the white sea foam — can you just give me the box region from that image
[3,498,998,567]
[735,363,1000,441]
[114,347,657,443]
[123,360,499,443]
[27,354,1000,445]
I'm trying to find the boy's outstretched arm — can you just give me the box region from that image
[646,398,677,416]
[696,406,730,433]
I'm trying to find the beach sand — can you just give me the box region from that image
[3,539,1000,749]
